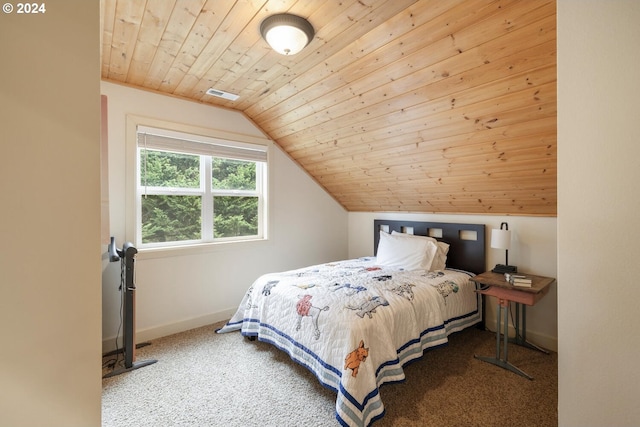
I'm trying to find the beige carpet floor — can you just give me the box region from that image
[102,321,557,427]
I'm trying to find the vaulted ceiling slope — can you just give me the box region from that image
[101,0,557,216]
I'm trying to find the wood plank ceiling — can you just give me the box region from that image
[101,0,557,216]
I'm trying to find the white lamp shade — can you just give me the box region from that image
[264,26,309,55]
[491,228,511,250]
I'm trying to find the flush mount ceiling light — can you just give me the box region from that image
[260,13,314,55]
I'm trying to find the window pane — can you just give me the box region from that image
[141,195,201,243]
[212,158,256,190]
[213,196,258,237]
[140,149,200,188]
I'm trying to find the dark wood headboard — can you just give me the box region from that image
[373,219,486,274]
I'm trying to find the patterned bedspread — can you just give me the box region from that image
[217,257,481,426]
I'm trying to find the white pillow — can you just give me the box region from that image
[391,231,449,271]
[376,231,436,271]
[432,241,449,271]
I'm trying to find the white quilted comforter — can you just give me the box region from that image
[217,257,481,426]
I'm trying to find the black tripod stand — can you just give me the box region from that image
[103,238,157,378]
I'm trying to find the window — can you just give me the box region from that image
[135,125,268,249]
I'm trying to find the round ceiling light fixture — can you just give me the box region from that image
[260,13,314,56]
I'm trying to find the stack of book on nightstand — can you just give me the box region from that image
[505,273,532,287]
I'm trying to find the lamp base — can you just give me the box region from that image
[492,264,518,274]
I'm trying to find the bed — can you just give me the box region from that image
[217,220,486,426]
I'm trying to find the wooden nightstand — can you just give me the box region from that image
[470,271,555,380]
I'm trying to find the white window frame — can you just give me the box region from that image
[125,115,270,253]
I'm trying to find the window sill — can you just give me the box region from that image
[135,238,269,260]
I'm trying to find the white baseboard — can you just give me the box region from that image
[102,308,237,354]
[484,318,558,353]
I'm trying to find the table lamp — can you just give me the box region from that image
[491,222,517,273]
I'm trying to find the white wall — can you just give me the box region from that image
[349,212,558,351]
[558,1,640,426]
[0,3,102,427]
[101,82,348,349]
